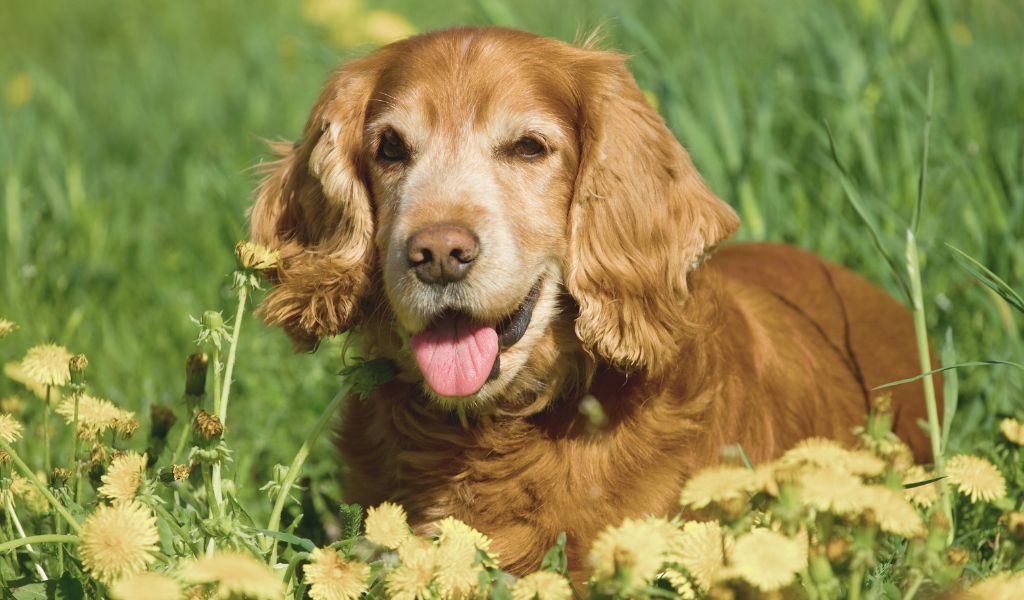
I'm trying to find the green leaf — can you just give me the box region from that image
[257,528,316,552]
[340,359,398,400]
[948,244,1024,314]
[338,503,363,540]
[903,475,946,489]
[540,532,568,575]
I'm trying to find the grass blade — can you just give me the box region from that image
[873,360,1024,390]
[825,122,913,304]
[947,244,1024,314]
[911,70,934,234]
[939,328,958,454]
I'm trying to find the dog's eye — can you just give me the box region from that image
[377,129,408,162]
[511,136,546,159]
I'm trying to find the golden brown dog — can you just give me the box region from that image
[249,27,934,576]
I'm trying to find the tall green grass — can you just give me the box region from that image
[1,0,1022,519]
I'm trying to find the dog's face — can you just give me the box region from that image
[250,28,739,411]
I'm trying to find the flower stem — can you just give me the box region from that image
[210,348,225,515]
[43,385,51,474]
[0,534,79,554]
[4,495,48,580]
[170,405,195,466]
[72,391,83,503]
[0,440,81,534]
[906,231,953,538]
[265,381,353,565]
[219,285,248,423]
[282,551,310,587]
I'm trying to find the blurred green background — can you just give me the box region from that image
[1,0,1022,516]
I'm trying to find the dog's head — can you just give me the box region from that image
[250,27,739,410]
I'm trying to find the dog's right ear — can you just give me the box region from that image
[249,59,379,351]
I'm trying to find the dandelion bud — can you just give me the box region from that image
[194,410,224,440]
[159,463,193,484]
[1006,512,1024,539]
[871,393,893,414]
[825,537,848,561]
[113,416,139,438]
[201,311,224,332]
[49,467,71,488]
[235,240,280,271]
[69,354,89,386]
[149,405,177,440]
[185,352,209,398]
[89,444,107,466]
[1,395,23,415]
[0,318,15,338]
[945,547,969,567]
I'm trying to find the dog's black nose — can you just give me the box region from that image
[406,223,479,284]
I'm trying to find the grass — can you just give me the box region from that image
[0,0,1023,596]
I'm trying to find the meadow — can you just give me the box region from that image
[1,0,1023,597]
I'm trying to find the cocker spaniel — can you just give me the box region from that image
[249,27,934,576]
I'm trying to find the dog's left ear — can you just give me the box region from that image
[566,52,740,375]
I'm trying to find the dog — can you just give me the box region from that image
[249,27,935,577]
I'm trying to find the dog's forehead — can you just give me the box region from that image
[366,31,578,133]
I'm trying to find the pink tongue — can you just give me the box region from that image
[410,314,499,397]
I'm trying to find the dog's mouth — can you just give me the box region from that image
[409,281,542,398]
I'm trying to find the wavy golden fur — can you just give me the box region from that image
[249,27,936,578]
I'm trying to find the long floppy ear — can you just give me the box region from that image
[567,52,740,375]
[250,59,379,351]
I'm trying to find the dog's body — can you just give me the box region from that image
[249,27,933,577]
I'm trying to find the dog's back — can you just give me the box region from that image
[710,242,937,462]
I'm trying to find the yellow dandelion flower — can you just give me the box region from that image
[386,538,437,600]
[20,344,72,387]
[303,547,370,600]
[946,455,1006,503]
[0,413,23,443]
[511,571,573,600]
[1000,418,1024,446]
[797,469,870,515]
[659,569,696,599]
[3,473,47,513]
[55,394,122,440]
[2,395,25,415]
[903,465,939,509]
[675,521,728,590]
[182,551,284,599]
[365,501,410,548]
[0,318,14,338]
[589,517,682,589]
[861,486,925,537]
[99,451,148,503]
[436,533,482,598]
[679,465,760,509]
[436,516,493,553]
[967,571,1024,600]
[362,10,417,46]
[80,502,160,584]
[235,240,280,271]
[4,361,60,400]
[110,571,182,600]
[730,529,806,592]
[780,437,885,478]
